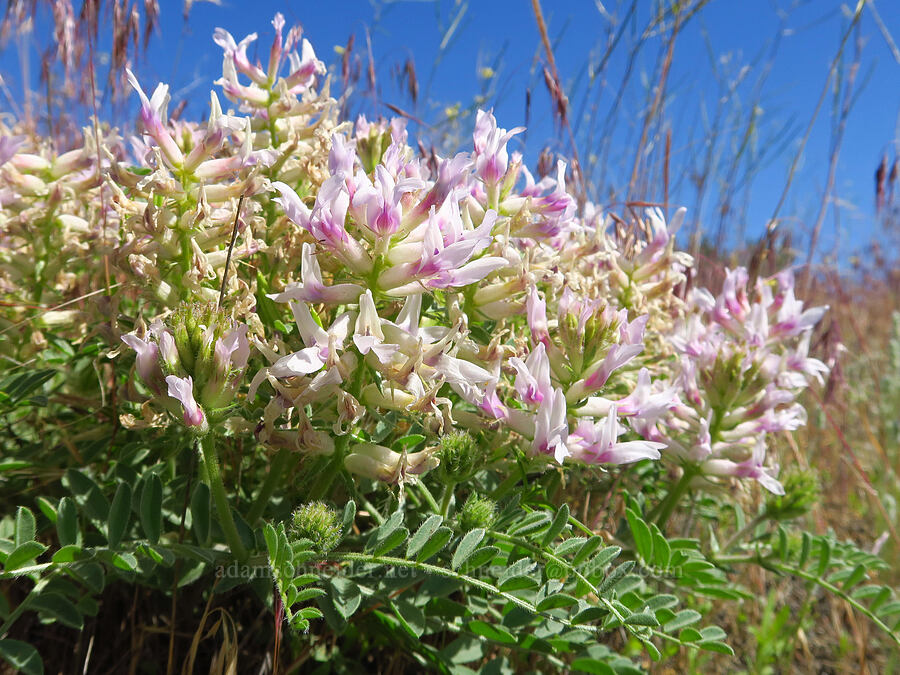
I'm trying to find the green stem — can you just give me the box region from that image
[318,551,562,620]
[716,554,900,647]
[199,434,248,561]
[649,467,697,530]
[358,494,386,526]
[246,448,293,525]
[308,436,350,501]
[720,513,767,553]
[439,482,456,518]
[415,483,440,513]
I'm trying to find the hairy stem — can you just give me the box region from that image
[199,434,248,561]
[439,481,456,519]
[649,467,696,531]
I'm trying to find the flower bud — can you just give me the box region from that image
[762,470,819,521]
[436,432,482,483]
[457,494,497,531]
[344,443,439,485]
[291,501,342,553]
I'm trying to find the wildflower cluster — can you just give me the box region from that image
[1,14,863,673]
[656,268,829,495]
[0,12,830,501]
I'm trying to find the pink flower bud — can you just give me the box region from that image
[165,375,206,429]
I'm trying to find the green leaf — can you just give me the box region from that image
[395,434,426,450]
[68,561,105,593]
[107,482,132,549]
[540,504,570,547]
[0,639,43,675]
[452,529,486,569]
[498,558,538,591]
[294,588,326,603]
[536,593,578,612]
[554,537,588,558]
[569,657,615,674]
[664,609,702,632]
[816,538,832,577]
[698,640,735,655]
[296,606,323,620]
[643,594,678,612]
[585,546,621,575]
[0,368,56,406]
[15,507,36,547]
[699,625,727,641]
[112,552,138,571]
[461,545,500,571]
[340,500,356,536]
[798,532,812,569]
[572,607,607,624]
[597,561,635,595]
[416,527,453,563]
[367,509,404,552]
[650,523,671,568]
[508,511,551,537]
[51,545,82,563]
[842,563,867,591]
[31,593,83,629]
[625,611,659,627]
[329,577,361,620]
[468,620,516,645]
[573,537,607,566]
[56,497,78,547]
[140,544,176,567]
[391,599,426,638]
[679,627,703,642]
[263,523,278,560]
[4,541,47,570]
[625,509,652,563]
[35,497,57,524]
[63,469,109,523]
[407,514,444,558]
[190,483,211,545]
[140,474,163,544]
[373,527,409,557]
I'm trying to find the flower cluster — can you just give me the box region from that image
[3,13,830,505]
[120,304,250,433]
[654,268,829,494]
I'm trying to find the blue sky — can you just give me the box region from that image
[4,0,899,262]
